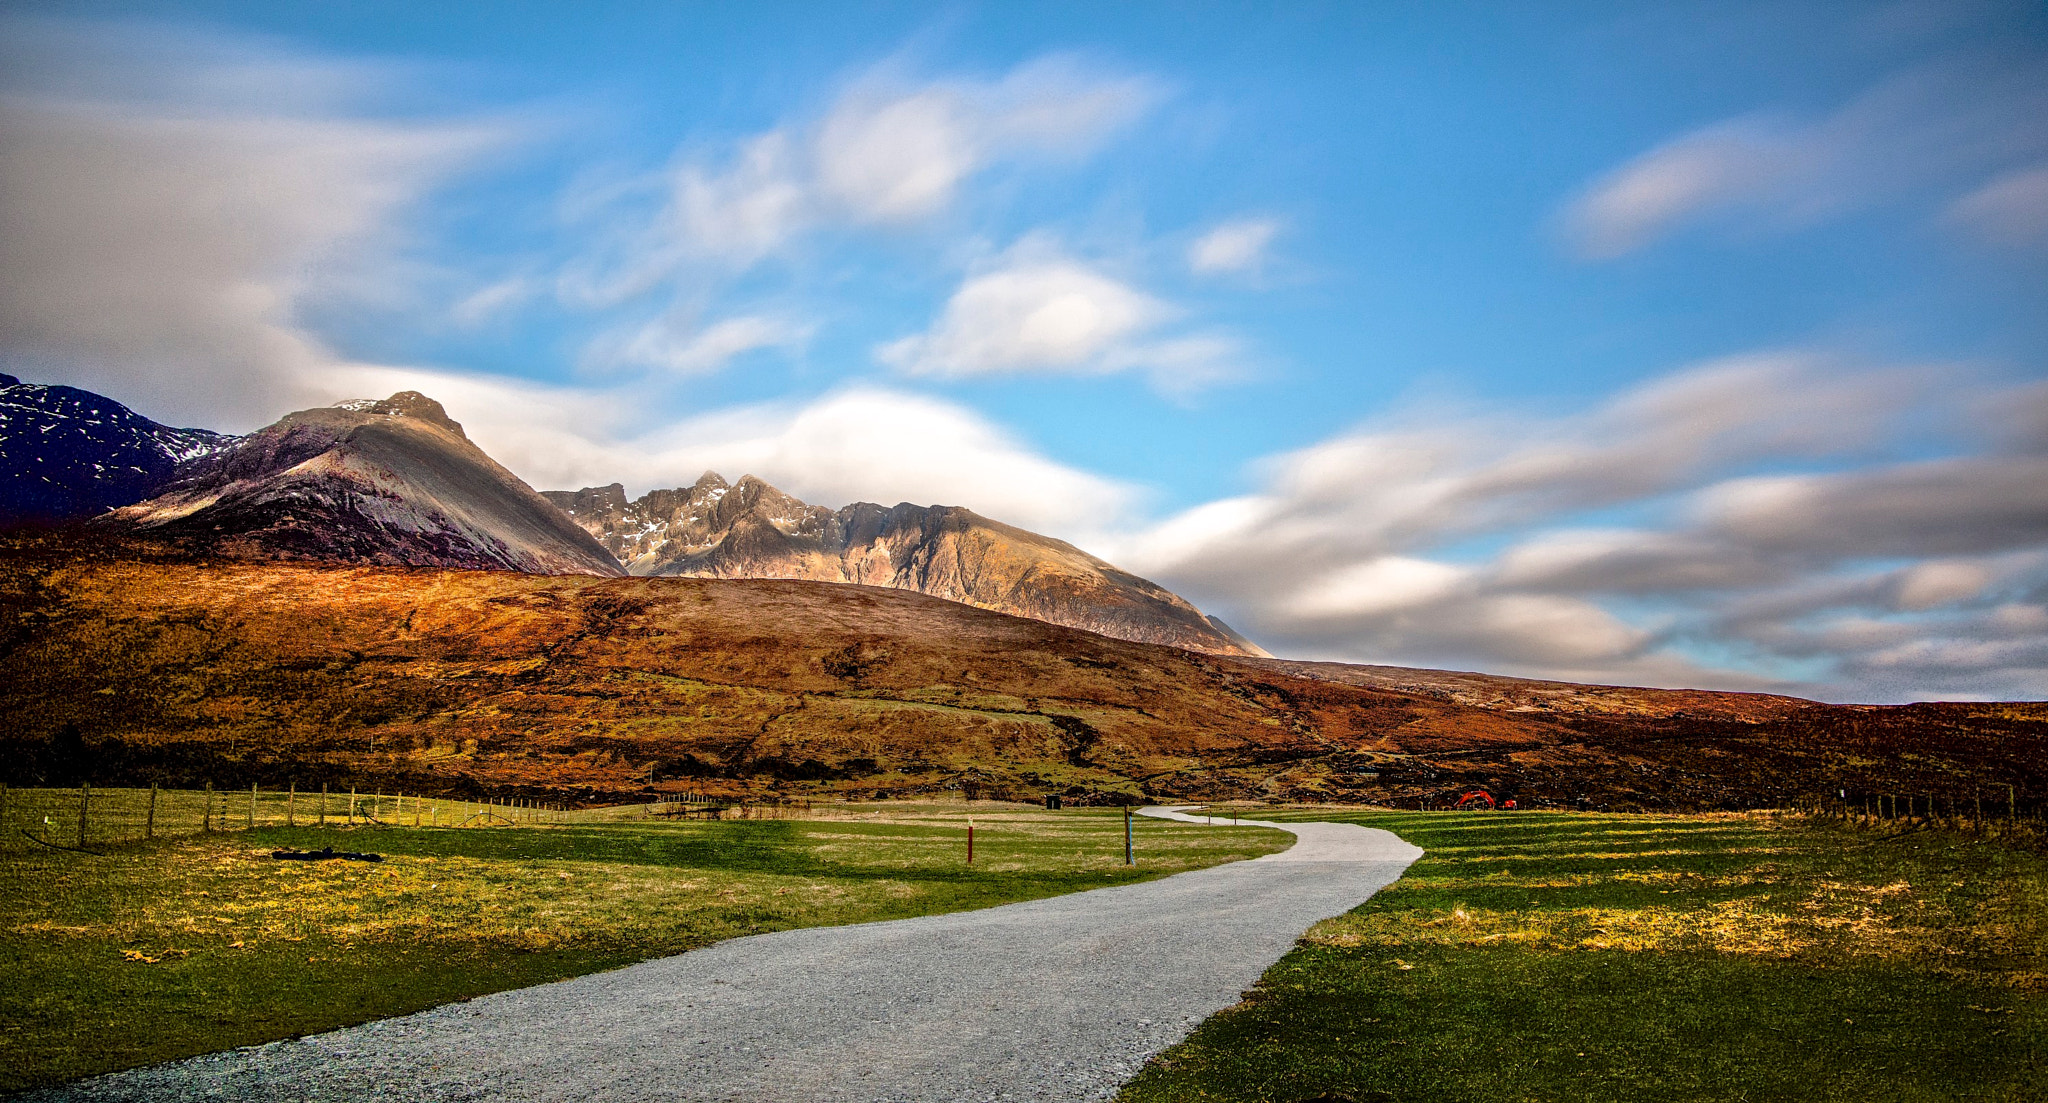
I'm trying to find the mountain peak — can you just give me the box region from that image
[544,474,1264,656]
[333,391,466,439]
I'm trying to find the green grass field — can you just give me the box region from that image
[1118,810,2047,1103]
[0,802,1288,1093]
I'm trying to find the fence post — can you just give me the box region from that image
[203,781,214,833]
[349,787,357,824]
[319,783,327,826]
[1124,806,1133,866]
[249,784,256,829]
[78,782,90,848]
[146,783,157,839]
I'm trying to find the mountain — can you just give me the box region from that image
[0,373,231,525]
[541,472,1263,657]
[4,541,2042,812]
[103,392,622,577]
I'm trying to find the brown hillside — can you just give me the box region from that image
[2,540,2043,811]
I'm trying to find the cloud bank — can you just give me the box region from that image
[1111,354,2048,701]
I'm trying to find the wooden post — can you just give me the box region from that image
[146,783,157,839]
[287,781,296,827]
[248,784,256,829]
[967,820,975,864]
[319,783,327,826]
[348,787,357,824]
[1977,791,1984,828]
[1124,806,1134,866]
[203,781,214,833]
[78,782,90,848]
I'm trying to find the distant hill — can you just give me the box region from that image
[102,392,621,577]
[0,374,230,525]
[4,542,2041,813]
[1243,657,1817,722]
[542,473,1263,657]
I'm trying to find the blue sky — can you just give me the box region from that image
[2,1,2045,700]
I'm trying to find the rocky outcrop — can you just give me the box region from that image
[0,374,230,525]
[106,392,622,576]
[543,472,1264,656]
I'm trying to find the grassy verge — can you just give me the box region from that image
[1119,809,2047,1103]
[2,802,1287,1092]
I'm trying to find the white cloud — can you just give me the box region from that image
[449,274,539,327]
[1112,351,2048,698]
[878,251,1163,376]
[1188,217,1281,274]
[1277,557,1469,621]
[877,239,1243,392]
[1562,63,2048,258]
[592,313,813,377]
[1946,162,2048,245]
[571,54,1161,289]
[0,18,514,430]
[815,90,977,224]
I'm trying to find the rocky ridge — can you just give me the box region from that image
[0,374,231,525]
[543,473,1263,657]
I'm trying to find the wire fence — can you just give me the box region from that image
[0,785,832,853]
[1792,787,2045,838]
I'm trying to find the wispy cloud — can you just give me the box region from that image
[588,312,815,377]
[0,16,518,429]
[877,236,1242,393]
[560,54,1163,301]
[1188,217,1281,275]
[1561,62,2048,258]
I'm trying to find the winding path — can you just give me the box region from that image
[37,808,1421,1103]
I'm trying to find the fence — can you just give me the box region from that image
[1792,786,2044,835]
[0,783,581,854]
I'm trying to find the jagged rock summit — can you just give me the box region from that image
[543,473,1265,657]
[0,374,231,525]
[105,392,621,576]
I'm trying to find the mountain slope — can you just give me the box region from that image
[0,374,230,525]
[104,392,621,576]
[542,473,1262,656]
[1244,657,1818,722]
[3,543,2042,812]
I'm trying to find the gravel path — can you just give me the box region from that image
[33,808,1420,1103]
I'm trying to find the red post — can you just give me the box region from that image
[967,823,975,864]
